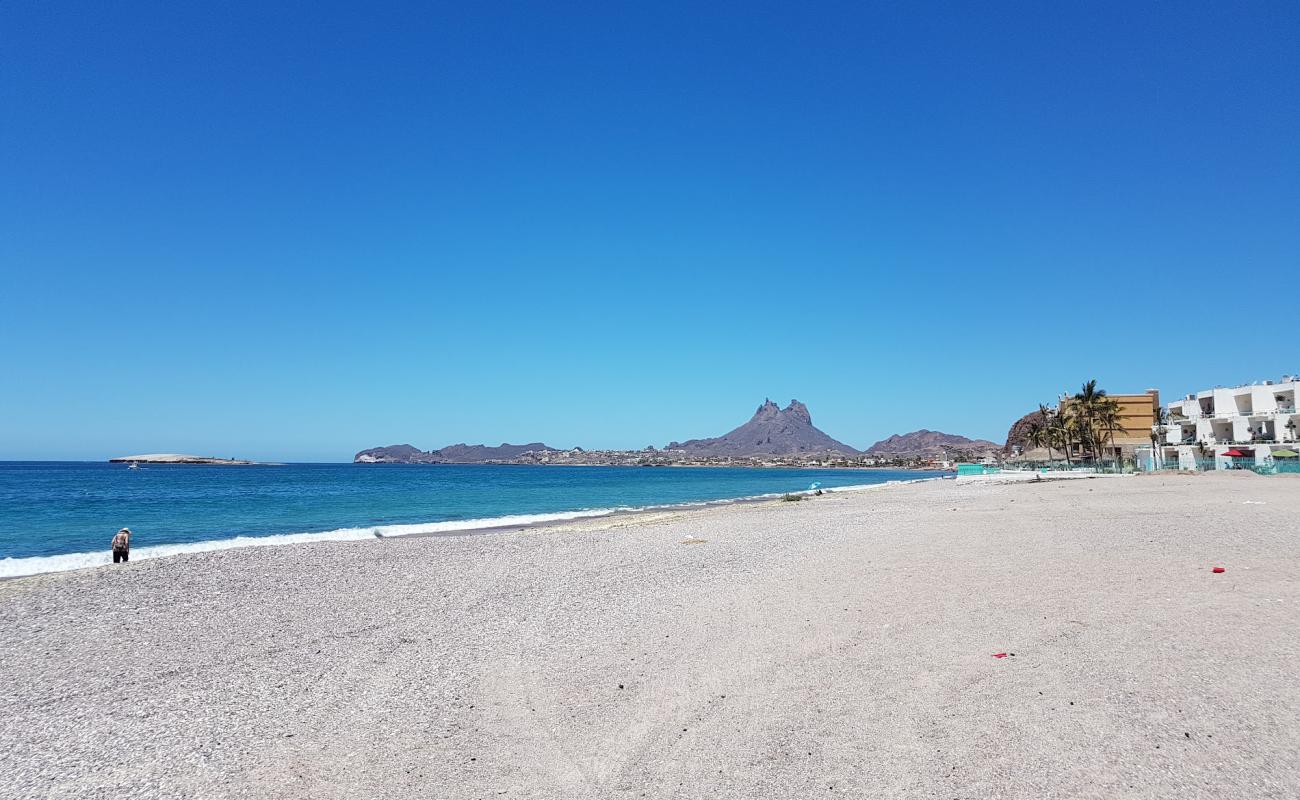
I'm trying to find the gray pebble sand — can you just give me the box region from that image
[3,473,1298,798]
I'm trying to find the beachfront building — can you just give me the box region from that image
[1146,376,1300,470]
[1059,389,1161,460]
[1107,390,1161,457]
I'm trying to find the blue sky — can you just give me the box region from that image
[2,2,1297,461]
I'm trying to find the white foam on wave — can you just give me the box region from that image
[0,508,626,579]
[0,475,952,579]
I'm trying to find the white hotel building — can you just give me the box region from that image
[1148,376,1299,469]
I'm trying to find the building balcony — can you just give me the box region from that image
[1201,410,1285,419]
[1177,435,1288,448]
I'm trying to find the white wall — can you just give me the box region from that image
[1232,418,1251,442]
[1212,388,1236,417]
[1196,419,1214,442]
[1252,386,1279,415]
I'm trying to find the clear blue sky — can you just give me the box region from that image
[2,2,1297,461]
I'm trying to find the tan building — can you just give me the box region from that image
[1060,389,1160,457]
[1110,390,1161,450]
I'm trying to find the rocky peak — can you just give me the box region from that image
[753,399,781,420]
[671,398,859,456]
[784,400,811,424]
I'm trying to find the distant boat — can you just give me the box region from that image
[127,462,140,470]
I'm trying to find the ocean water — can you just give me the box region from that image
[0,462,947,577]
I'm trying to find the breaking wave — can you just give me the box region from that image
[0,476,945,579]
[0,508,626,579]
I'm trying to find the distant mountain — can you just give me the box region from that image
[355,399,859,464]
[864,429,1001,457]
[666,399,860,457]
[354,442,558,464]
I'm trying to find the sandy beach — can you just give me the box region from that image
[3,473,1299,798]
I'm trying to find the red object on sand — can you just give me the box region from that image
[992,653,1008,658]
[1212,567,1225,573]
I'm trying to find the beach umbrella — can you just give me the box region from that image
[1270,448,1299,458]
[1222,448,1250,458]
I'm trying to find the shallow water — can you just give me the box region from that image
[0,462,946,576]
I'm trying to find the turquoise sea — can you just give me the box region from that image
[0,462,947,577]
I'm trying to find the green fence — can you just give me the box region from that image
[1140,457,1299,474]
[1146,459,1217,472]
[956,463,1001,476]
[1249,461,1300,475]
[1000,461,1135,474]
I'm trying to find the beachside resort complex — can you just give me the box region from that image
[1008,376,1299,475]
[1142,376,1300,471]
[1063,389,1162,460]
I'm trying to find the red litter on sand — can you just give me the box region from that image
[992,653,1008,658]
[1212,567,1226,574]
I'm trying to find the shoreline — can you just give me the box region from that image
[0,475,949,581]
[5,472,1298,797]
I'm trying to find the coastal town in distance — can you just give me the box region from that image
[352,375,1300,475]
[6,3,1298,798]
[116,374,1300,474]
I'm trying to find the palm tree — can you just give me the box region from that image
[1053,407,1078,467]
[1151,406,1168,466]
[1094,397,1125,469]
[1067,379,1130,469]
[1024,418,1044,457]
[1075,379,1104,411]
[1072,380,1108,464]
[1035,404,1056,462]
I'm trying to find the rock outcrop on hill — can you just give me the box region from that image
[864,430,1001,458]
[354,442,558,464]
[1002,411,1046,455]
[666,399,860,456]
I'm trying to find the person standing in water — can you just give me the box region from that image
[111,528,131,563]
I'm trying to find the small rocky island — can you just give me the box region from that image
[108,453,261,465]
